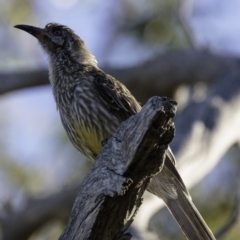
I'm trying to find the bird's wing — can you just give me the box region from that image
[92,70,141,122]
[93,70,187,193]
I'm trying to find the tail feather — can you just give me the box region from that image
[148,149,216,240]
[165,190,215,240]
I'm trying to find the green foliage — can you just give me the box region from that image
[121,0,192,47]
[0,156,45,194]
[29,220,65,240]
[0,0,34,23]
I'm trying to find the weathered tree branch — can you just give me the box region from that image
[58,97,176,240]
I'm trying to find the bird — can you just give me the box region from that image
[15,23,216,240]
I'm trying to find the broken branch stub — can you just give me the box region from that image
[59,96,177,240]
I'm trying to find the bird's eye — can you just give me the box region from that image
[53,29,62,36]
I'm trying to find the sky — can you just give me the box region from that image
[189,0,240,55]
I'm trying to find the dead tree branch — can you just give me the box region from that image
[58,97,176,240]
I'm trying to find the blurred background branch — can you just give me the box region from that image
[1,49,240,100]
[0,186,78,240]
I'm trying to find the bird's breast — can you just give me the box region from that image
[58,83,120,161]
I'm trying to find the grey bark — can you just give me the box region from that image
[58,97,176,240]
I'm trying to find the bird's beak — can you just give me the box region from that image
[14,24,46,40]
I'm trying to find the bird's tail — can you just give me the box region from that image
[148,148,215,240]
[164,189,216,240]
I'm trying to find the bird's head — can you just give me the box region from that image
[14,23,97,66]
